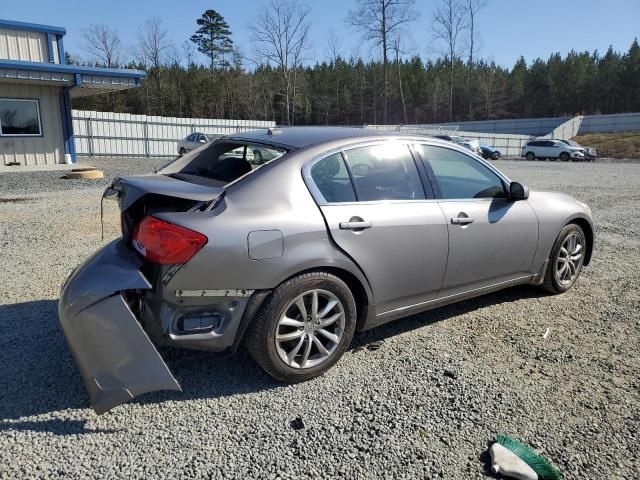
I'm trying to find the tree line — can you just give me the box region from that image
[71,0,640,126]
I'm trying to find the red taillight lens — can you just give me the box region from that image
[132,216,207,265]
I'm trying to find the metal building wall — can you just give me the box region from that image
[0,83,64,165]
[0,27,52,63]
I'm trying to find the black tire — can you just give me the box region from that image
[526,152,535,161]
[491,152,500,160]
[245,272,357,383]
[560,152,570,162]
[179,147,186,156]
[542,223,586,294]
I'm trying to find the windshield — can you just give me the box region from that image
[159,141,288,184]
[563,140,580,147]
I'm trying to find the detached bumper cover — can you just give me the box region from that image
[58,240,181,414]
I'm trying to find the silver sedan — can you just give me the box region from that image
[177,132,214,155]
[59,127,594,413]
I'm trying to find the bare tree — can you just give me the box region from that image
[432,0,467,121]
[464,0,487,119]
[182,40,197,68]
[138,18,170,72]
[249,0,311,125]
[347,0,418,124]
[392,38,408,124]
[138,18,171,114]
[326,29,343,123]
[82,24,123,68]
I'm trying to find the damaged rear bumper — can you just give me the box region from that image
[58,240,181,414]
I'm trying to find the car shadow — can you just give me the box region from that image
[350,284,545,349]
[0,285,545,433]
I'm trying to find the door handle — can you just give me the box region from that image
[339,220,372,230]
[451,216,474,225]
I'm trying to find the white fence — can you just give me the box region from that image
[579,113,640,133]
[72,110,275,158]
[367,124,533,157]
[417,112,640,137]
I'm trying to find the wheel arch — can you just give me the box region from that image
[568,217,594,266]
[279,266,372,331]
[232,264,374,351]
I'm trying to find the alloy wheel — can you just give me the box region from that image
[555,232,584,286]
[275,289,345,369]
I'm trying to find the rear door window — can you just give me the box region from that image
[343,144,425,201]
[310,153,357,203]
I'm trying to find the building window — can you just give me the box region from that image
[0,99,42,136]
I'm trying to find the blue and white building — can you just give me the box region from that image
[0,19,145,166]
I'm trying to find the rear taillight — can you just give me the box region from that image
[132,216,207,265]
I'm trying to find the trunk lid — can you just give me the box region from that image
[110,174,225,211]
[105,174,225,241]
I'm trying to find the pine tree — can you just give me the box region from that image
[190,10,234,75]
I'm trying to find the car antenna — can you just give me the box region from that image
[267,127,281,136]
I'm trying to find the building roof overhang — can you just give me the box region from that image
[0,59,145,96]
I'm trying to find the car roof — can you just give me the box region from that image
[223,126,392,149]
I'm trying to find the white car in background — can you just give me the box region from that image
[521,139,586,162]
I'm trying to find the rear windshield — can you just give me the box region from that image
[159,141,287,185]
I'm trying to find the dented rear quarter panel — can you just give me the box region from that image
[155,147,375,306]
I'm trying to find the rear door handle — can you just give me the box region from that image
[451,217,474,225]
[339,221,372,230]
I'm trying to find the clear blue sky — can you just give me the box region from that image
[3,0,639,68]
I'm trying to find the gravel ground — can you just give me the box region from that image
[0,158,638,479]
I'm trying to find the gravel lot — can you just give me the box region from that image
[0,158,638,479]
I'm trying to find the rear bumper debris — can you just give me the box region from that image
[58,240,181,414]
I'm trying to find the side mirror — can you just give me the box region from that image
[509,181,529,200]
[198,139,207,144]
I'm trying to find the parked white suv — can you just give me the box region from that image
[521,139,585,162]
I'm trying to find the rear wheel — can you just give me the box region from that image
[179,147,186,156]
[560,152,570,162]
[246,272,356,382]
[542,224,586,294]
[526,152,535,161]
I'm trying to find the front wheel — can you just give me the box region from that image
[526,152,535,161]
[560,152,570,162]
[245,272,356,382]
[542,224,586,294]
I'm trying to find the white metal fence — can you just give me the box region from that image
[71,110,640,159]
[72,110,275,158]
[579,113,640,133]
[415,112,640,137]
[367,124,534,156]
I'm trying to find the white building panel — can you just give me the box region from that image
[0,27,49,63]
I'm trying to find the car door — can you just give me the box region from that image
[545,140,560,159]
[417,144,539,297]
[304,143,449,316]
[184,133,197,151]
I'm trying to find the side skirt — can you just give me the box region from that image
[361,275,535,331]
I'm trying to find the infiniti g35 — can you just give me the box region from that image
[58,127,594,413]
